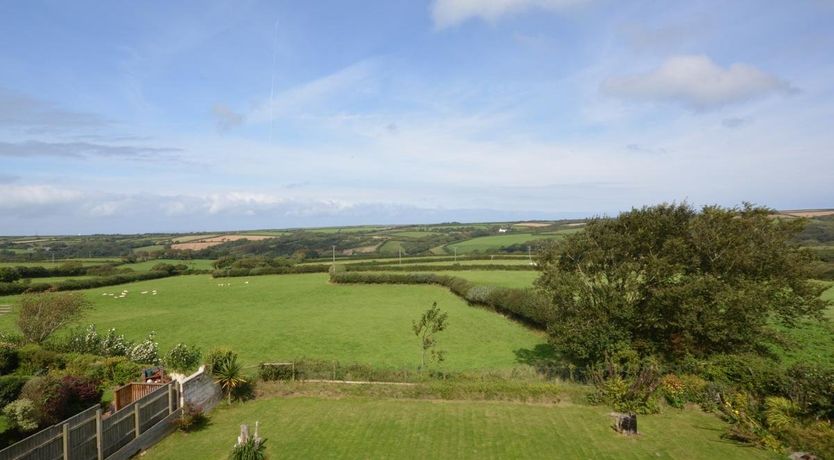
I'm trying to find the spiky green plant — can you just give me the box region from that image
[213,353,246,404]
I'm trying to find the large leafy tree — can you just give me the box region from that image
[537,203,827,366]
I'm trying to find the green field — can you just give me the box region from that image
[133,244,167,252]
[385,231,437,238]
[446,234,559,254]
[377,240,405,256]
[440,270,538,289]
[0,274,543,370]
[0,259,119,268]
[120,259,216,271]
[145,397,774,460]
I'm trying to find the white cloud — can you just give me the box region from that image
[431,0,589,28]
[601,55,795,111]
[0,185,83,210]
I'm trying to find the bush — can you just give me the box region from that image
[164,343,202,374]
[17,344,65,375]
[173,402,208,432]
[20,376,67,425]
[258,363,294,381]
[129,332,159,364]
[17,291,91,344]
[60,375,102,415]
[103,357,143,386]
[3,398,39,432]
[0,375,29,407]
[205,348,235,375]
[0,343,19,374]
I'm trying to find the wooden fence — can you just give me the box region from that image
[113,382,166,412]
[0,383,179,460]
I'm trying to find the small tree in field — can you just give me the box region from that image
[413,302,448,370]
[17,292,91,344]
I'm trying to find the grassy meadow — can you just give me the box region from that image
[0,274,544,371]
[145,397,775,460]
[446,233,558,254]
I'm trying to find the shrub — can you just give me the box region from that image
[164,343,202,374]
[60,375,102,415]
[20,376,68,425]
[103,357,143,385]
[100,328,133,357]
[0,375,29,407]
[17,344,65,375]
[17,291,91,344]
[258,363,294,381]
[173,402,208,432]
[0,343,19,374]
[129,332,159,364]
[659,374,686,408]
[3,398,39,432]
[205,348,236,375]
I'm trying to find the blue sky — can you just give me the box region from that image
[1,0,832,234]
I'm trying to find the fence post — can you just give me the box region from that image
[292,361,295,381]
[62,423,70,460]
[96,409,103,460]
[168,384,175,414]
[134,403,141,439]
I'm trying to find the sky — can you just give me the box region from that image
[1,0,833,234]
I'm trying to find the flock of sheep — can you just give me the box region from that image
[101,288,157,298]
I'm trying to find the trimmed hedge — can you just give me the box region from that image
[330,272,552,328]
[0,270,183,296]
[344,263,536,272]
[212,264,331,278]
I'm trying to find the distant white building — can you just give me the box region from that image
[498,228,508,233]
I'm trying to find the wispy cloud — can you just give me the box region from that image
[0,87,106,133]
[601,55,796,111]
[431,0,590,28]
[0,140,182,159]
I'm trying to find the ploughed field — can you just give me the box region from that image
[144,397,776,460]
[0,274,544,371]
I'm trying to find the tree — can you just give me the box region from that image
[17,292,91,344]
[213,353,246,404]
[537,203,828,366]
[412,302,448,369]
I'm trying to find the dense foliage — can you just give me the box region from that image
[537,203,827,365]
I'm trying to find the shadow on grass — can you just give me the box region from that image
[514,343,575,379]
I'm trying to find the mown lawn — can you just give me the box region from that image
[145,397,776,460]
[0,274,544,371]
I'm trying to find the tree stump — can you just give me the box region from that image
[611,412,638,435]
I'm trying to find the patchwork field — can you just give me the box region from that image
[446,233,559,254]
[0,274,544,370]
[145,397,775,460]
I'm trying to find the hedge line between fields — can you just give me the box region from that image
[0,270,207,296]
[329,271,552,328]
[211,261,536,278]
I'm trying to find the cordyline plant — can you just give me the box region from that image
[214,353,246,404]
[17,292,91,344]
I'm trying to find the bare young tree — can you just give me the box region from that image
[17,291,91,343]
[412,302,448,370]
